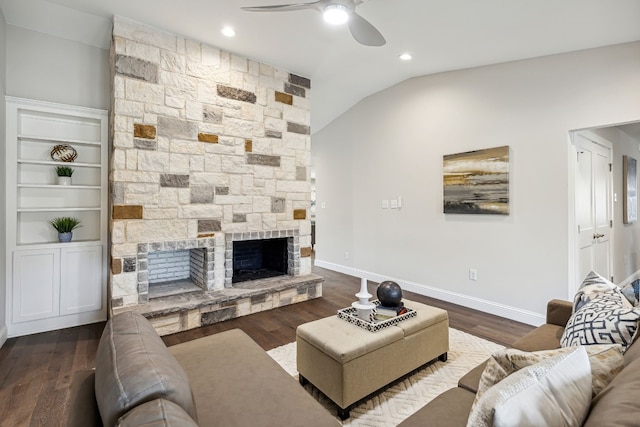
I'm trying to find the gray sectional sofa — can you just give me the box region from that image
[398,299,640,427]
[68,298,640,426]
[66,311,340,427]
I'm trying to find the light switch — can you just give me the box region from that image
[382,200,389,209]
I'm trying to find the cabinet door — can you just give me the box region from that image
[13,249,60,323]
[60,245,103,315]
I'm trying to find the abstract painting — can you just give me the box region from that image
[624,155,637,224]
[443,146,510,215]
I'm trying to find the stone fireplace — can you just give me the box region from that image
[107,17,321,334]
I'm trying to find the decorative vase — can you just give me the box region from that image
[57,176,71,185]
[58,232,73,243]
[352,277,375,321]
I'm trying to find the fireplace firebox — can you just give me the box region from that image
[232,238,288,283]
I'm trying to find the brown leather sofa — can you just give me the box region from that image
[398,299,640,427]
[66,311,340,427]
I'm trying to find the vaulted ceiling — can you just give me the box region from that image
[1,0,639,133]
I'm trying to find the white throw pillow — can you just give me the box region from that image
[475,344,623,399]
[466,347,592,427]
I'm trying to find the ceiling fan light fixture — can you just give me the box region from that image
[323,4,349,25]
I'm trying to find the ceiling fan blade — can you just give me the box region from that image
[348,11,386,46]
[241,1,321,12]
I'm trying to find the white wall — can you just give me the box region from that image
[0,8,7,347]
[312,42,640,325]
[5,25,109,110]
[592,126,640,282]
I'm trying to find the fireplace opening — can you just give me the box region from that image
[232,238,288,283]
[147,248,208,298]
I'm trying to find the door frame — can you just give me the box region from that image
[568,129,614,297]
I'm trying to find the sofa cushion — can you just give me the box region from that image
[116,399,197,426]
[560,294,640,351]
[396,387,475,427]
[458,360,488,393]
[476,345,623,399]
[95,311,197,427]
[169,328,340,427]
[511,323,564,352]
[584,357,640,427]
[467,347,592,427]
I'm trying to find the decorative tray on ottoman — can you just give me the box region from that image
[337,300,417,332]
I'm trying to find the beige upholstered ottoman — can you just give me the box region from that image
[296,299,449,419]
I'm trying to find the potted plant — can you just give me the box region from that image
[55,166,74,185]
[49,217,82,242]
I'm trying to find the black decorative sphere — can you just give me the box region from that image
[377,281,403,307]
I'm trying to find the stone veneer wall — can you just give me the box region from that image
[109,16,313,308]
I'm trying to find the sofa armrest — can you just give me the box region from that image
[66,370,102,427]
[546,299,572,327]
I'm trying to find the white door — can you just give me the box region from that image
[12,249,60,323]
[60,245,103,315]
[574,133,613,292]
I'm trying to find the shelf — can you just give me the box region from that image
[17,159,101,168]
[18,207,101,213]
[18,134,102,147]
[6,97,108,336]
[18,184,101,190]
[15,239,103,249]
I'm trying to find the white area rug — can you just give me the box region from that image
[267,328,504,427]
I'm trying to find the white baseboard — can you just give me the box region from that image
[0,325,7,349]
[314,259,546,327]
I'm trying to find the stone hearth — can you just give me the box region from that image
[113,274,323,336]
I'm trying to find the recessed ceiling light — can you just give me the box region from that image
[400,53,413,61]
[222,26,236,37]
[323,4,349,25]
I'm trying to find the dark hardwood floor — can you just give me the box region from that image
[0,264,534,426]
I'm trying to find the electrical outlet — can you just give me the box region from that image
[345,251,350,260]
[382,200,389,209]
[469,269,478,281]
[390,199,398,209]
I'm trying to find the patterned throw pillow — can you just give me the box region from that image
[466,347,592,427]
[475,345,623,402]
[573,271,632,312]
[621,279,640,306]
[561,294,640,351]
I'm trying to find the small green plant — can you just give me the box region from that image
[49,217,82,233]
[55,166,74,177]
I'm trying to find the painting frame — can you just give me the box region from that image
[443,146,510,215]
[623,155,637,224]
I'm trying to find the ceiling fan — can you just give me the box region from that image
[241,0,386,47]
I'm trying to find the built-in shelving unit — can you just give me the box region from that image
[4,97,108,337]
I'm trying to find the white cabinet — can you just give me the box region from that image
[60,245,103,315]
[5,97,108,337]
[12,249,60,323]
